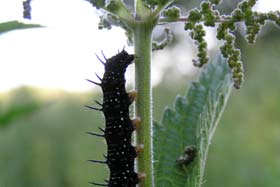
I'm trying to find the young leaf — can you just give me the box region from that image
[154,54,233,187]
[0,21,42,35]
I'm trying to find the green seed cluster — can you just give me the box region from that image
[162,6,180,21]
[200,1,218,27]
[216,0,280,88]
[183,0,280,89]
[216,15,244,88]
[98,15,113,30]
[216,16,244,89]
[267,11,280,27]
[215,1,258,88]
[220,33,243,89]
[185,1,222,67]
[152,28,173,51]
[237,0,260,44]
[97,13,129,33]
[87,0,124,13]
[228,0,280,45]
[184,0,246,88]
[185,24,208,67]
[89,0,280,90]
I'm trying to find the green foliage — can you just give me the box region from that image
[154,54,233,187]
[204,33,280,186]
[0,87,45,128]
[0,102,41,128]
[0,21,42,35]
[0,90,106,187]
[0,2,42,126]
[86,0,105,9]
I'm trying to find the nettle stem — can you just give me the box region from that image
[133,21,155,187]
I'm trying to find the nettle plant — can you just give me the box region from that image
[82,0,280,187]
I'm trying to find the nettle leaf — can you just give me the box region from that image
[154,54,233,187]
[0,21,42,35]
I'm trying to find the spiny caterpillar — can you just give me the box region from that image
[86,50,140,187]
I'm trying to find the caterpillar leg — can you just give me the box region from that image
[132,117,141,130]
[128,90,137,103]
[135,144,144,155]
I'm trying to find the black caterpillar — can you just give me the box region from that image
[86,50,139,187]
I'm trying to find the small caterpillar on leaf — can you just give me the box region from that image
[176,145,197,167]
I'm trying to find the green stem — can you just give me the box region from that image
[133,21,155,187]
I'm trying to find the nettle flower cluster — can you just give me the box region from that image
[93,0,280,90]
[161,0,280,89]
[25,0,279,89]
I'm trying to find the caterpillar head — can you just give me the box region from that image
[105,50,134,73]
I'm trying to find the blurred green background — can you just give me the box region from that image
[1,1,280,186]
